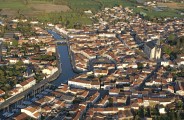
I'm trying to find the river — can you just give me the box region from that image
[47,30,77,86]
[0,30,77,119]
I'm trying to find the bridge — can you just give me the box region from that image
[54,40,68,44]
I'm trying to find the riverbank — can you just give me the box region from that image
[0,31,62,110]
[52,29,84,74]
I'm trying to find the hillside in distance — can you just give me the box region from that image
[0,0,183,18]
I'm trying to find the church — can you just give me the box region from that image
[144,40,161,60]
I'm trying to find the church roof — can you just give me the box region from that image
[145,41,155,49]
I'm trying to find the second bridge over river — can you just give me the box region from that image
[54,39,68,44]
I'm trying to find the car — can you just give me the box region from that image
[12,109,19,113]
[5,112,14,118]
[23,101,32,105]
[31,97,38,102]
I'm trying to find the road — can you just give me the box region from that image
[0,69,60,110]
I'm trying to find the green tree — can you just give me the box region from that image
[168,34,176,41]
[163,45,172,55]
[108,97,113,107]
[138,106,144,118]
[12,40,18,47]
[137,62,143,70]
[177,100,183,109]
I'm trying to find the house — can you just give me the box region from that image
[42,66,58,75]
[161,61,170,67]
[176,82,184,96]
[109,89,120,96]
[68,79,91,89]
[118,110,134,120]
[0,97,5,103]
[87,92,100,104]
[41,106,52,114]
[91,81,100,89]
[61,94,75,103]
[16,77,36,91]
[143,97,175,107]
[159,107,166,114]
[103,82,114,90]
[9,87,23,96]
[21,106,41,119]
[94,69,108,77]
[13,113,29,120]
[9,58,19,64]
[46,45,56,53]
[116,79,130,85]
[97,95,109,107]
[77,91,89,99]
[52,99,65,109]
[70,104,87,120]
[144,40,161,59]
[22,58,30,64]
[35,96,55,106]
[35,98,47,106]
[166,73,173,82]
[168,85,174,93]
[0,89,5,97]
[131,102,139,110]
[117,97,127,105]
[89,107,119,114]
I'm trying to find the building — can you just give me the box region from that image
[144,40,161,59]
[176,82,184,96]
[0,89,5,97]
[16,77,36,91]
[68,79,91,89]
[42,66,58,75]
[21,106,41,119]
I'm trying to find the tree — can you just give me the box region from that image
[163,45,172,55]
[177,36,184,49]
[108,97,113,107]
[144,107,151,117]
[168,110,176,120]
[168,34,176,41]
[176,111,181,120]
[65,20,70,28]
[134,115,141,120]
[0,68,5,76]
[137,62,143,70]
[177,100,183,109]
[137,106,144,118]
[12,40,18,47]
[151,107,159,117]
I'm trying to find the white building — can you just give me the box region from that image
[16,77,36,91]
[176,82,184,96]
[21,106,41,119]
[94,69,108,77]
[42,66,58,75]
[68,79,91,89]
[144,40,161,59]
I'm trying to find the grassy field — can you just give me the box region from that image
[0,1,27,10]
[0,0,183,24]
[121,0,184,18]
[0,0,70,15]
[157,2,184,9]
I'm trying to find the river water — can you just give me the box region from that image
[48,30,77,86]
[0,30,77,119]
